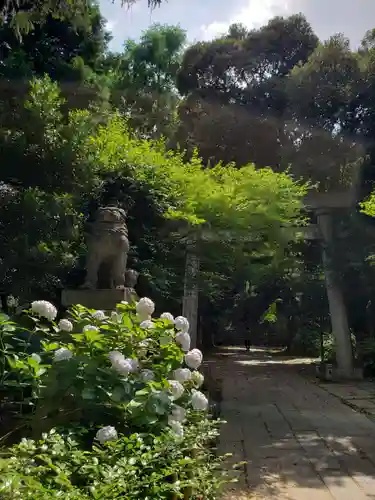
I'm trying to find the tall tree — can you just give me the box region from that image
[1,0,162,36]
[287,35,362,134]
[175,14,318,168]
[0,1,110,81]
[354,31,375,196]
[110,24,186,138]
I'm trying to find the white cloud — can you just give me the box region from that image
[200,0,291,41]
[105,19,118,32]
[200,21,229,41]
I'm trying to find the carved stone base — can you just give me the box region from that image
[61,288,138,311]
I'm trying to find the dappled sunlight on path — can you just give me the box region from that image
[205,347,375,499]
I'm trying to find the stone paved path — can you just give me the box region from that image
[205,347,375,499]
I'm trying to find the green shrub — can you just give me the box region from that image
[358,337,375,376]
[290,328,356,362]
[0,423,228,499]
[290,327,321,357]
[0,298,232,499]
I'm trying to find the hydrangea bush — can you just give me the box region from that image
[0,297,233,499]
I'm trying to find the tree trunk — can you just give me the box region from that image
[182,238,199,349]
[317,210,353,377]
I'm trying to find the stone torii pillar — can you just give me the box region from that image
[305,191,355,378]
[181,190,356,369]
[182,236,200,349]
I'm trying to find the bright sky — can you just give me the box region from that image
[99,0,375,52]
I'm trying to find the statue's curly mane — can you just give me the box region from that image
[91,207,128,237]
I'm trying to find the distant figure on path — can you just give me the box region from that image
[244,337,251,352]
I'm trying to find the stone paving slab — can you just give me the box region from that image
[207,348,375,499]
[319,383,375,419]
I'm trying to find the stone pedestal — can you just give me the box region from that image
[61,288,138,311]
[316,362,364,382]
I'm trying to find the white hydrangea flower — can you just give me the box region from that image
[93,310,106,321]
[174,316,189,333]
[58,319,73,332]
[54,348,73,362]
[136,297,155,317]
[95,426,118,444]
[30,353,41,363]
[168,420,184,438]
[140,320,155,329]
[110,311,121,322]
[140,369,154,382]
[108,351,124,364]
[109,353,139,374]
[191,390,209,411]
[168,380,184,401]
[185,349,203,370]
[192,371,204,388]
[160,334,172,346]
[170,404,186,422]
[31,300,57,321]
[112,358,132,376]
[160,312,174,322]
[83,325,99,332]
[127,358,139,373]
[137,312,151,322]
[120,301,128,305]
[173,368,192,384]
[176,332,191,352]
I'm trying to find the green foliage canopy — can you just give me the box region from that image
[0,75,307,301]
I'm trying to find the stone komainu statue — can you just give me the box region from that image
[82,206,130,289]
